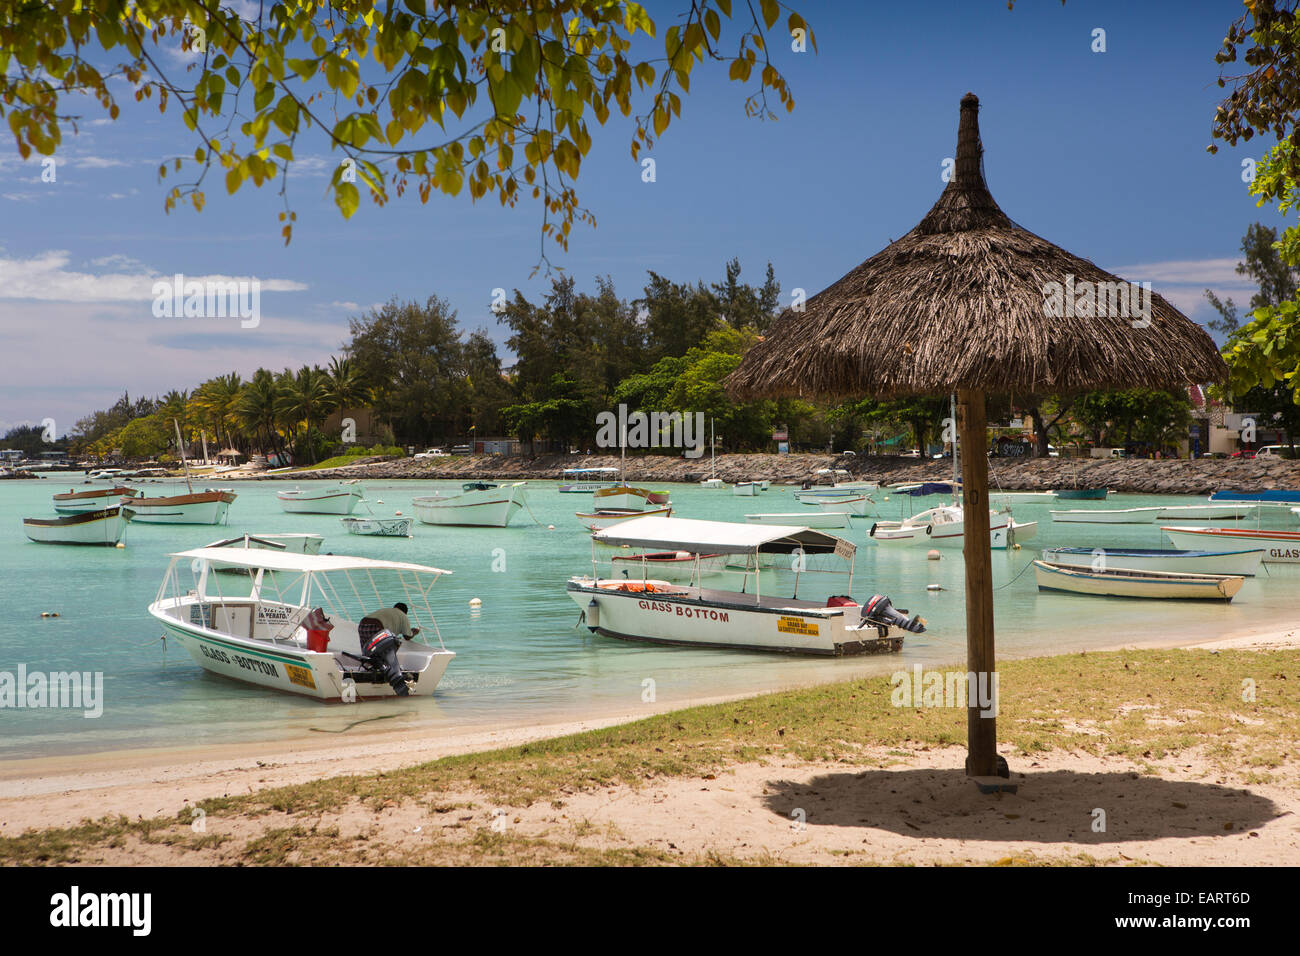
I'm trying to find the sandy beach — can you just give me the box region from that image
[3,624,1297,865]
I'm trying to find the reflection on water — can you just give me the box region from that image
[2,477,1296,760]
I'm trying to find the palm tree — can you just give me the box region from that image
[274,365,337,464]
[236,369,281,457]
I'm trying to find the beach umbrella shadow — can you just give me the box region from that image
[762,768,1281,843]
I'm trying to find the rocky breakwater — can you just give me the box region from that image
[278,452,1300,497]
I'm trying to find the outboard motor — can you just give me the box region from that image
[863,595,926,634]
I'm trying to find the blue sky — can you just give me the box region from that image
[0,0,1274,437]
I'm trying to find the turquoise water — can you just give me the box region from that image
[2,476,1297,761]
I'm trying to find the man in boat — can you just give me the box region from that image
[357,602,421,696]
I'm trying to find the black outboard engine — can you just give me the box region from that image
[863,595,926,634]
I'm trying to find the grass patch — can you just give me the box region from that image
[3,648,1297,865]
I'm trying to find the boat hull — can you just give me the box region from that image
[1161,526,1300,563]
[1033,561,1243,600]
[52,486,139,514]
[413,483,526,527]
[1154,504,1259,520]
[1049,508,1162,524]
[567,580,903,656]
[23,507,129,545]
[277,487,364,515]
[158,615,453,700]
[577,506,673,531]
[119,491,235,524]
[341,516,414,536]
[1041,546,1264,577]
[746,512,850,529]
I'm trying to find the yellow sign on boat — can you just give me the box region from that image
[285,663,316,689]
[777,616,820,636]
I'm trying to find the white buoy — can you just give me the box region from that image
[926,584,943,591]
[377,499,384,504]
[394,510,403,516]
[468,597,482,608]
[1012,543,1021,550]
[547,524,555,530]
[927,549,941,560]
[115,542,125,549]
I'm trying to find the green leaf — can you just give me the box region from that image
[335,180,360,218]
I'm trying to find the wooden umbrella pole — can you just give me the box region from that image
[957,389,999,777]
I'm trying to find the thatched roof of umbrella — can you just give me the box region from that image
[727,93,1226,401]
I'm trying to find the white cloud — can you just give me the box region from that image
[1110,258,1256,290]
[0,250,308,302]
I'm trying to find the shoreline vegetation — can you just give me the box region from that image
[3,639,1297,866]
[252,452,1300,497]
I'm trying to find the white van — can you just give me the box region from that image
[1255,445,1294,459]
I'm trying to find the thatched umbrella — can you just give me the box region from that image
[727,93,1226,780]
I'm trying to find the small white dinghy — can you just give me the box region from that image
[732,481,760,496]
[1040,546,1264,577]
[577,505,673,531]
[1032,560,1244,601]
[1161,525,1300,563]
[277,484,365,515]
[53,485,141,514]
[150,548,456,700]
[341,516,414,536]
[23,506,130,546]
[870,505,1035,549]
[1154,503,1259,520]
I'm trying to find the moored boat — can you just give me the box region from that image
[1154,503,1259,520]
[576,505,673,531]
[149,547,455,700]
[341,516,414,536]
[277,484,365,515]
[1209,489,1300,505]
[206,533,325,570]
[699,477,727,490]
[1049,507,1163,524]
[569,515,925,655]
[810,494,876,517]
[22,507,130,546]
[1040,546,1264,577]
[120,489,236,524]
[1032,560,1244,601]
[1054,488,1109,500]
[592,484,671,510]
[1161,525,1300,563]
[733,481,761,497]
[558,467,620,493]
[413,481,527,527]
[53,485,140,514]
[746,511,851,529]
[870,505,1035,549]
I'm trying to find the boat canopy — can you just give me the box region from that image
[895,481,959,496]
[172,547,452,576]
[591,515,854,557]
[563,467,620,475]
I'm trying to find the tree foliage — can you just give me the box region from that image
[0,0,810,256]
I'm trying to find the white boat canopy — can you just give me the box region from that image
[173,547,453,576]
[563,467,620,475]
[591,515,854,557]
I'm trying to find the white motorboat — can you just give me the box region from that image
[277,484,365,515]
[53,485,140,514]
[341,516,414,536]
[607,549,731,583]
[559,467,620,493]
[1161,525,1300,563]
[699,477,727,490]
[1040,546,1264,577]
[1154,503,1259,520]
[413,481,527,527]
[206,533,325,570]
[746,511,851,529]
[869,505,1035,549]
[568,515,925,655]
[1032,560,1244,601]
[758,480,771,491]
[120,489,236,524]
[23,507,130,546]
[149,547,455,700]
[988,491,1055,505]
[1049,507,1163,524]
[576,505,673,531]
[733,481,761,497]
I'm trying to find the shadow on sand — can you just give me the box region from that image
[762,768,1283,843]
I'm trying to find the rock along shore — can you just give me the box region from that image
[249,453,1300,496]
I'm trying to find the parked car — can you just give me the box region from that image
[1255,445,1295,459]
[413,448,448,459]
[1231,448,1257,459]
